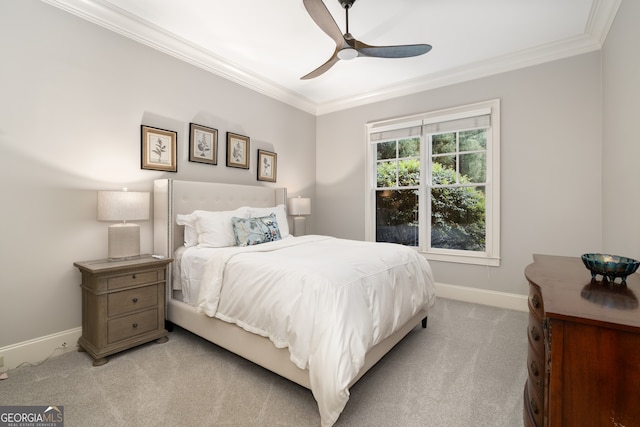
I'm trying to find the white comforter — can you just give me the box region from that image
[195,235,436,426]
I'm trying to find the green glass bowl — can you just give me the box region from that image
[581,253,640,284]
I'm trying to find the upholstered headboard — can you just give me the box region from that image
[153,179,287,287]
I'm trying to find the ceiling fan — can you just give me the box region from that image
[301,0,432,80]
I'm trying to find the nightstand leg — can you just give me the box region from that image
[156,336,169,344]
[92,357,108,367]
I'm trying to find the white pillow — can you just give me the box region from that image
[195,207,249,248]
[176,213,198,247]
[248,204,289,237]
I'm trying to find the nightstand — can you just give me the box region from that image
[74,256,172,366]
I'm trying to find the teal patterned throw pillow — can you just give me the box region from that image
[231,214,282,246]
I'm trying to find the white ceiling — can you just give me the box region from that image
[44,0,620,115]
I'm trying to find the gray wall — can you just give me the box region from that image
[316,53,604,296]
[602,0,640,259]
[0,1,316,348]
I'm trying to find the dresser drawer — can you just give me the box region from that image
[528,284,544,318]
[108,285,158,317]
[107,270,160,291]
[527,344,544,392]
[524,380,543,427]
[528,313,544,356]
[107,308,158,343]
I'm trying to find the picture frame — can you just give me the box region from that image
[226,132,250,169]
[141,125,177,172]
[189,123,218,165]
[257,149,277,182]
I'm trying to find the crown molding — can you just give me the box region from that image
[40,0,318,115]
[41,0,620,117]
[586,0,622,45]
[316,32,605,115]
[316,0,621,115]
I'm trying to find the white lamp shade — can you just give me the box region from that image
[97,190,150,222]
[288,197,311,216]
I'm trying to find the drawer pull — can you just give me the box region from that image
[132,323,138,328]
[132,298,138,303]
[530,397,539,414]
[132,274,137,279]
[530,326,540,341]
[531,294,540,309]
[530,361,539,377]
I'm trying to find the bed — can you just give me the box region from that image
[153,179,436,426]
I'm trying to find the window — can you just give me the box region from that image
[365,99,500,266]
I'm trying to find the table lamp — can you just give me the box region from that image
[97,188,150,259]
[288,196,311,236]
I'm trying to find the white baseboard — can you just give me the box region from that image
[0,327,82,372]
[0,284,525,372]
[434,282,528,312]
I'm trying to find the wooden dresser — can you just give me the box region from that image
[523,254,640,427]
[74,256,172,366]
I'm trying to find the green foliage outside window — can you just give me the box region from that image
[431,163,486,251]
[376,158,420,188]
[375,132,486,250]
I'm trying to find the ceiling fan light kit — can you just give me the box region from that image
[337,47,358,60]
[301,0,432,79]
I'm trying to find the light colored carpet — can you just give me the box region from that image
[0,298,528,426]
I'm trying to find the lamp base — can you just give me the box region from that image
[108,223,140,259]
[293,216,306,237]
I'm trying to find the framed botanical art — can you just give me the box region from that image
[141,125,177,172]
[189,123,218,165]
[226,132,250,169]
[257,149,277,182]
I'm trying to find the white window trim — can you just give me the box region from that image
[365,99,501,266]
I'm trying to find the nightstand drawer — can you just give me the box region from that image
[107,270,159,291]
[108,309,158,343]
[108,285,158,317]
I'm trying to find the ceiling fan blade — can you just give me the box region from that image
[356,42,432,59]
[301,52,341,80]
[303,0,346,47]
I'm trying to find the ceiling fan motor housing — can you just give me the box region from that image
[340,0,356,9]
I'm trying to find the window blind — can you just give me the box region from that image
[370,113,491,141]
[423,114,491,134]
[370,125,422,143]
